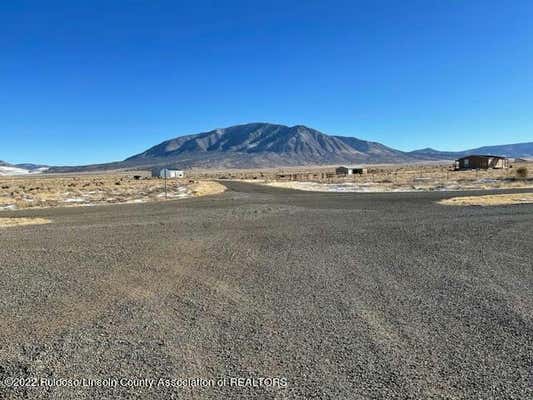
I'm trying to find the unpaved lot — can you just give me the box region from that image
[0,182,531,399]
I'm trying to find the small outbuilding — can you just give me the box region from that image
[336,166,367,175]
[454,155,509,170]
[154,168,185,178]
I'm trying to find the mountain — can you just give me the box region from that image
[52,123,414,172]
[126,123,417,166]
[409,142,533,160]
[44,123,533,172]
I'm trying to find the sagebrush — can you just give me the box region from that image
[516,167,528,179]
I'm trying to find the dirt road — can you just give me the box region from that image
[1,182,531,399]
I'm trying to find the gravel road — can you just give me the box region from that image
[1,181,531,399]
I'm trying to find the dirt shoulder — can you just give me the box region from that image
[439,192,533,206]
[0,217,51,228]
[189,180,227,197]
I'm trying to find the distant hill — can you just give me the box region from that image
[409,142,533,160]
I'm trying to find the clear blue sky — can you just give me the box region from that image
[1,0,532,165]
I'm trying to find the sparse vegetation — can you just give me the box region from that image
[0,174,195,210]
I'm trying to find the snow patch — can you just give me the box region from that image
[0,166,30,175]
[63,198,86,203]
[0,165,48,176]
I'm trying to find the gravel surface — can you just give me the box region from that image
[0,181,531,399]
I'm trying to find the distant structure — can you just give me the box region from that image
[455,155,509,170]
[153,168,184,178]
[336,166,367,175]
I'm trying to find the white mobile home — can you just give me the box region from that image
[155,168,184,178]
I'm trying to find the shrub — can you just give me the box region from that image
[516,167,528,179]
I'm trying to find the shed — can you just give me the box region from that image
[455,155,509,170]
[336,166,367,175]
[154,168,185,178]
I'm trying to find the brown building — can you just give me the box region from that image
[455,155,509,170]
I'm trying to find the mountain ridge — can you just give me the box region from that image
[409,141,533,159]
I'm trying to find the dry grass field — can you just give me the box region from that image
[188,160,529,180]
[229,161,532,193]
[0,173,225,210]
